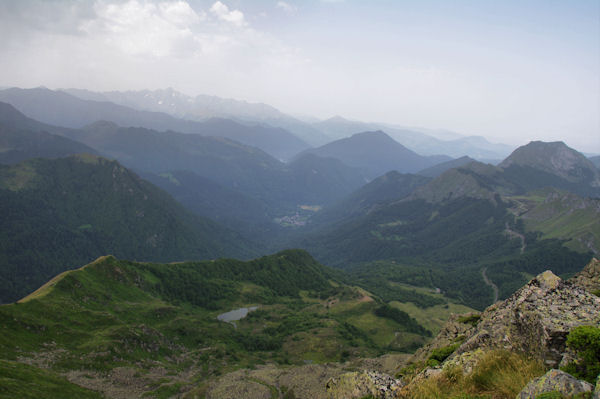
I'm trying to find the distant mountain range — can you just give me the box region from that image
[61,87,516,160]
[313,115,514,160]
[0,103,367,241]
[298,130,451,178]
[0,103,97,164]
[589,155,600,169]
[417,156,477,178]
[412,141,600,202]
[1,86,522,165]
[62,87,331,147]
[0,88,309,161]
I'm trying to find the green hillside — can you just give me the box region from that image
[309,171,430,228]
[300,178,593,310]
[0,155,254,303]
[0,251,435,397]
[509,189,600,254]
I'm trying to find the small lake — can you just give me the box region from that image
[217,306,258,328]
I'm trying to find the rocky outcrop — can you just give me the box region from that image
[570,258,600,294]
[410,313,478,365]
[404,269,600,391]
[517,369,594,399]
[326,370,403,399]
[205,354,410,399]
[453,271,600,368]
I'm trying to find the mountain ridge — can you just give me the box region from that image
[0,154,254,303]
[298,130,451,178]
[0,87,310,160]
[62,87,331,147]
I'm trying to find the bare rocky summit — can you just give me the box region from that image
[397,269,600,397]
[570,258,600,294]
[451,270,599,367]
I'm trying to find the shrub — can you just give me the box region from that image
[561,325,600,384]
[457,314,481,327]
[426,343,460,366]
[534,392,563,399]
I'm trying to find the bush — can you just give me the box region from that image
[457,314,481,327]
[373,305,431,336]
[427,343,460,366]
[561,325,600,384]
[534,392,563,399]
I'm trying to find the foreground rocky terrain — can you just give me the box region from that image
[323,258,600,398]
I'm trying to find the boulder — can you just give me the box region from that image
[326,370,403,399]
[570,258,600,294]
[410,313,477,365]
[517,369,594,399]
[455,271,600,367]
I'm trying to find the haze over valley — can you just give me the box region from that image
[0,1,599,398]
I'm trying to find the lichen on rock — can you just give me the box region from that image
[454,270,600,368]
[516,369,594,399]
[325,370,403,399]
[570,258,600,294]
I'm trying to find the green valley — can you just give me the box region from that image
[0,250,452,398]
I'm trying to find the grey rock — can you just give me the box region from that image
[517,369,593,399]
[570,258,600,294]
[326,370,403,399]
[455,271,600,367]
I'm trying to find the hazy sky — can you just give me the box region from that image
[1,0,598,152]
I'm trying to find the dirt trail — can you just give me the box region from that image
[505,222,526,254]
[481,267,499,303]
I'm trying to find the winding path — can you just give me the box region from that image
[505,222,526,254]
[481,267,499,303]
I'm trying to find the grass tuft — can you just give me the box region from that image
[400,350,545,399]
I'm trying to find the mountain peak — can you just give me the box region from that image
[499,140,600,186]
[0,101,28,123]
[350,130,393,141]
[83,120,120,130]
[325,115,350,123]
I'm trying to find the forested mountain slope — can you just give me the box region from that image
[0,155,254,303]
[296,141,597,310]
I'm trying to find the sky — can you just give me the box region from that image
[0,0,599,152]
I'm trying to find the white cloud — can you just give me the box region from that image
[79,0,203,57]
[210,1,246,27]
[276,1,297,14]
[0,0,306,100]
[73,0,256,58]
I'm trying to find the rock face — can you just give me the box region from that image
[410,313,478,365]
[570,258,600,294]
[325,370,403,399]
[453,271,600,367]
[517,369,594,399]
